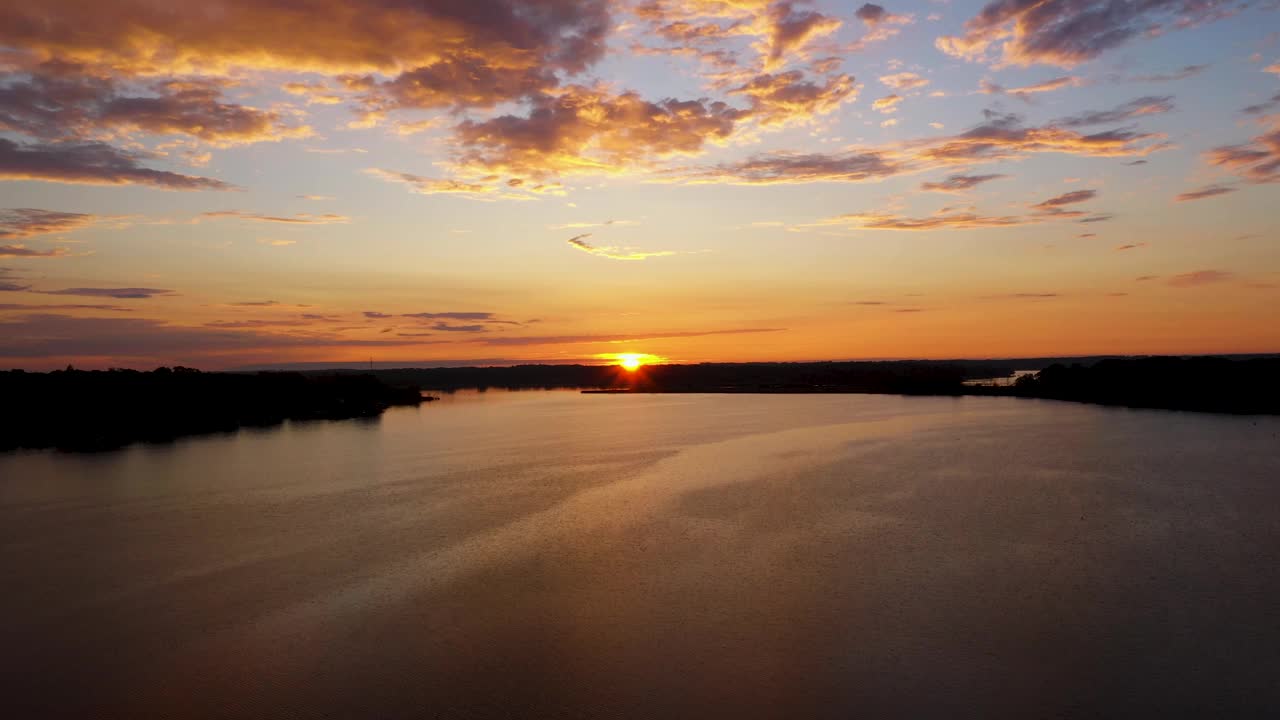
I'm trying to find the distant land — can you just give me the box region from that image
[1,367,425,452]
[5,355,1278,452]
[333,355,1280,415]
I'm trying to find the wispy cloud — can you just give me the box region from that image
[1167,270,1236,287]
[0,139,235,190]
[0,208,104,239]
[1175,185,1236,202]
[0,244,71,258]
[919,174,1007,193]
[566,234,679,261]
[1055,96,1175,128]
[39,287,175,299]
[202,210,349,224]
[477,328,786,347]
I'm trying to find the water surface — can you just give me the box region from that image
[2,392,1278,718]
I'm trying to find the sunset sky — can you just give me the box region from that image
[1,0,1278,369]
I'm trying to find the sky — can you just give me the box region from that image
[1,0,1278,370]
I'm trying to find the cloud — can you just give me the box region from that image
[730,71,857,128]
[980,76,1082,101]
[1031,189,1098,216]
[916,112,1166,164]
[1242,92,1280,116]
[937,0,1246,67]
[0,303,132,311]
[200,210,350,224]
[823,210,1029,231]
[347,56,556,116]
[0,71,311,146]
[476,327,786,347]
[879,72,928,90]
[363,311,393,319]
[1115,242,1148,251]
[548,219,640,230]
[364,168,553,201]
[0,1,612,81]
[850,4,915,51]
[982,293,1060,300]
[0,313,423,361]
[1174,185,1237,202]
[230,300,280,307]
[1119,64,1209,83]
[872,94,902,113]
[1204,115,1280,184]
[674,150,901,185]
[1167,270,1236,287]
[0,244,71,258]
[402,312,497,321]
[1055,96,1175,128]
[0,267,30,291]
[282,81,344,105]
[0,138,234,190]
[203,319,316,329]
[919,173,1008,192]
[0,208,103,239]
[39,287,174,299]
[450,84,741,181]
[855,4,889,25]
[400,321,487,332]
[758,2,842,71]
[566,233,678,261]
[677,112,1162,186]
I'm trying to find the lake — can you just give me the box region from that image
[2,391,1278,718]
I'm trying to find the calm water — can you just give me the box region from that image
[2,391,1279,718]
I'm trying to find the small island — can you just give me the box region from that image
[1,367,427,452]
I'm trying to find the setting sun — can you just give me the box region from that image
[597,352,664,371]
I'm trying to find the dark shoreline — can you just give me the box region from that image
[381,356,1280,416]
[5,355,1277,452]
[1,367,426,452]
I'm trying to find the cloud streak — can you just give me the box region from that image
[0,138,234,190]
[566,234,678,261]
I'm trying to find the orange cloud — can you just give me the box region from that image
[730,71,857,127]
[822,210,1029,231]
[879,72,928,90]
[0,1,611,78]
[872,94,902,113]
[449,85,741,180]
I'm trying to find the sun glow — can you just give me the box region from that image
[598,352,664,371]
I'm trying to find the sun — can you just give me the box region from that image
[618,353,644,371]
